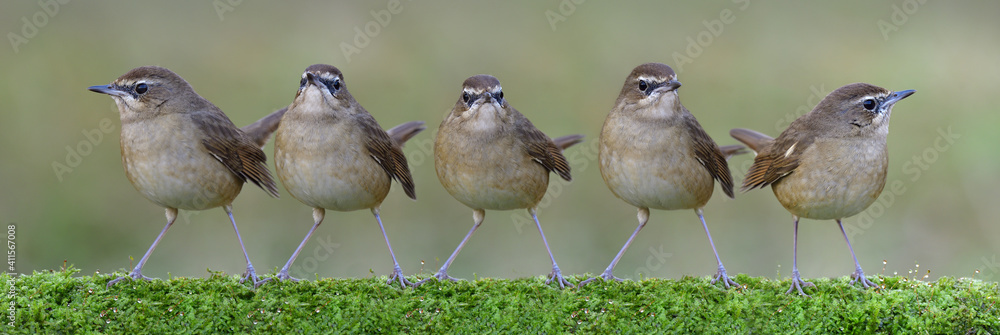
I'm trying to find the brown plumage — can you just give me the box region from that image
[730,82,915,295]
[260,64,423,288]
[241,107,287,149]
[88,66,278,287]
[580,63,744,289]
[418,74,579,289]
[517,117,572,181]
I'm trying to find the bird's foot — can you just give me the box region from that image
[711,265,741,289]
[254,270,300,288]
[785,270,815,296]
[577,270,625,288]
[240,264,261,285]
[414,270,462,287]
[386,265,415,288]
[106,269,155,288]
[545,265,574,289]
[849,267,878,289]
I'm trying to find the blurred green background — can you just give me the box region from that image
[2,1,998,283]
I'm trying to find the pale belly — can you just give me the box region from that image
[772,139,888,220]
[121,121,242,211]
[600,141,713,211]
[275,122,389,212]
[435,131,549,211]
[599,121,714,211]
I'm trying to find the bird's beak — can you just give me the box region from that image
[305,72,323,87]
[88,85,128,97]
[883,89,915,107]
[659,80,682,92]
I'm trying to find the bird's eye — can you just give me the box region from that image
[862,99,877,111]
[299,78,307,87]
[638,80,648,92]
[462,92,470,103]
[135,83,148,94]
[332,79,341,91]
[495,91,503,100]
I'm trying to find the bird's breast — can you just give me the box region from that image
[772,138,888,220]
[119,116,242,210]
[275,118,390,211]
[599,119,714,210]
[434,124,548,210]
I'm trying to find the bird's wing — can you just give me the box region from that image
[684,116,736,198]
[735,128,810,191]
[358,115,416,200]
[195,109,280,197]
[515,117,571,181]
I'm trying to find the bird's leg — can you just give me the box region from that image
[697,208,740,289]
[256,208,325,287]
[579,208,650,287]
[786,216,815,296]
[416,209,485,286]
[223,205,260,285]
[372,208,414,288]
[108,208,178,288]
[837,219,877,289]
[529,208,573,289]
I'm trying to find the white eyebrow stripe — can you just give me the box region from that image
[463,85,501,95]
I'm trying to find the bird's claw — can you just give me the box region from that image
[785,270,815,296]
[545,266,574,289]
[711,266,741,289]
[386,265,415,288]
[239,264,261,285]
[414,270,462,287]
[106,270,155,288]
[578,270,624,288]
[254,270,300,288]
[849,268,878,289]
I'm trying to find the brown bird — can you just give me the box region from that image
[579,63,743,288]
[258,64,423,288]
[731,83,915,296]
[88,66,280,287]
[417,75,579,289]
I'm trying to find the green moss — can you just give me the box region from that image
[2,268,998,333]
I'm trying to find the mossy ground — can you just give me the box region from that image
[3,268,998,334]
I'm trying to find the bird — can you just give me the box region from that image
[417,74,580,289]
[88,66,280,288]
[257,64,424,288]
[579,63,743,289]
[730,83,915,296]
